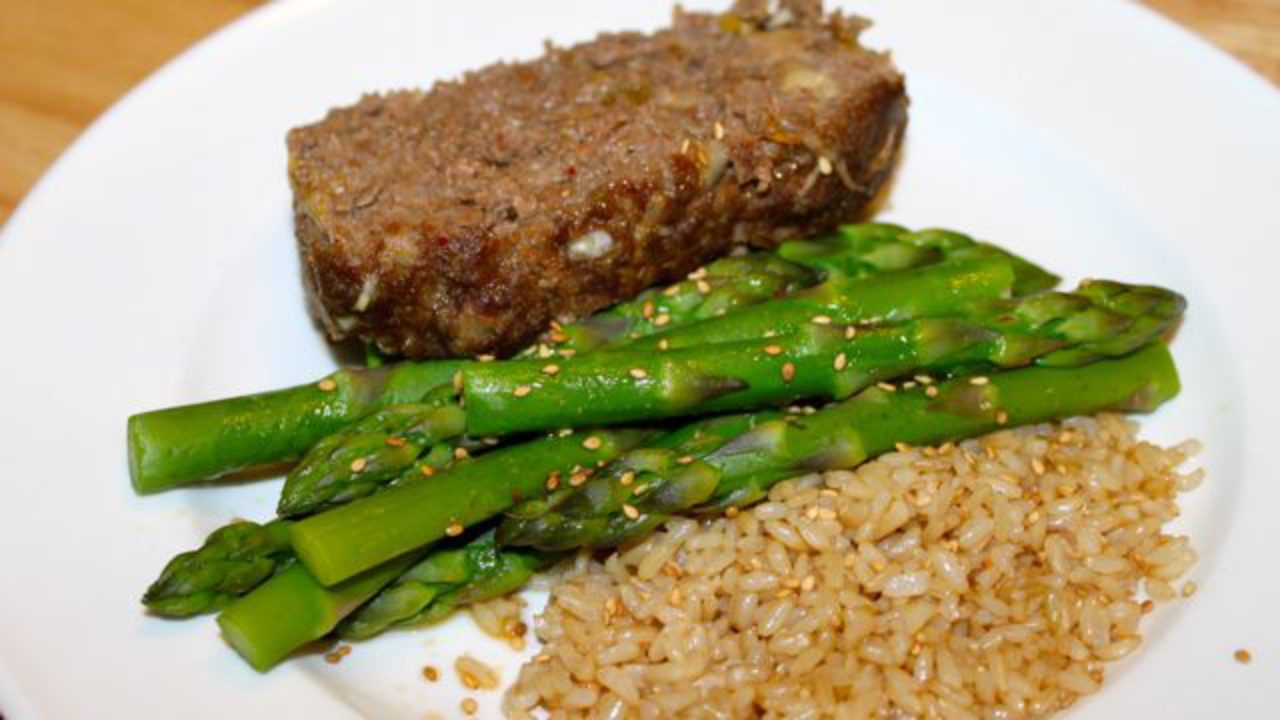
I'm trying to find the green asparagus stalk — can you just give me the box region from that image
[127,224,1031,494]
[217,556,418,671]
[220,343,1182,670]
[215,428,651,668]
[497,342,1181,551]
[141,520,293,617]
[291,429,655,586]
[529,253,819,354]
[275,386,467,517]
[127,359,469,494]
[459,278,1183,436]
[337,529,558,640]
[628,255,1018,351]
[142,440,464,616]
[779,225,1058,295]
[273,254,1029,515]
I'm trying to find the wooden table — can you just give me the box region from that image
[1,0,1277,226]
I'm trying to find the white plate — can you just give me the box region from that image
[1,0,1277,717]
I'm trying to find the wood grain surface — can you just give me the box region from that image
[1,0,1276,226]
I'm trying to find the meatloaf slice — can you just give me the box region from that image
[287,0,907,359]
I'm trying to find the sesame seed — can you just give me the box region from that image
[513,385,532,397]
[657,338,670,351]
[696,279,712,294]
[445,523,464,537]
[622,504,640,519]
[996,410,1009,425]
[677,455,695,465]
[713,121,725,140]
[764,345,783,356]
[452,371,464,392]
[548,331,568,343]
[559,348,577,358]
[914,374,934,385]
[582,436,603,450]
[877,382,897,392]
[895,442,911,453]
[817,156,833,175]
[642,301,655,319]
[454,447,470,460]
[1141,599,1154,613]
[902,381,918,390]
[569,472,588,487]
[633,483,649,496]
[422,665,438,682]
[476,354,495,363]
[663,284,681,297]
[420,465,436,477]
[629,368,648,380]
[811,314,833,325]
[537,343,553,358]
[542,364,560,376]
[317,378,337,392]
[482,436,499,445]
[833,352,848,371]
[1182,581,1198,598]
[782,362,796,382]
[970,376,990,386]
[349,458,367,473]
[461,698,478,716]
[384,436,407,448]
[1234,649,1252,664]
[688,267,708,280]
[845,325,857,339]
[654,313,671,326]
[545,472,560,490]
[619,471,636,486]
[726,506,740,518]
[925,386,939,398]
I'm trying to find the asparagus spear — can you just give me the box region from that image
[275,386,467,517]
[297,276,1182,584]
[127,224,1022,494]
[780,225,1058,296]
[217,428,650,668]
[141,520,293,617]
[627,255,1019,351]
[291,429,654,586]
[459,277,1183,435]
[215,344,1179,669]
[273,255,1024,515]
[127,359,468,494]
[497,342,1181,551]
[337,529,558,640]
[529,253,820,355]
[217,556,418,672]
[142,439,464,616]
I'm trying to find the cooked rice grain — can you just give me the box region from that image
[505,414,1202,719]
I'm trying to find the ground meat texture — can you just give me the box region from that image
[288,0,907,359]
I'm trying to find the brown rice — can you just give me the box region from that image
[505,414,1202,718]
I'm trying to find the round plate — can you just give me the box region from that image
[1,1,1276,717]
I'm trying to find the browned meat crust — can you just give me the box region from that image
[288,0,907,359]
